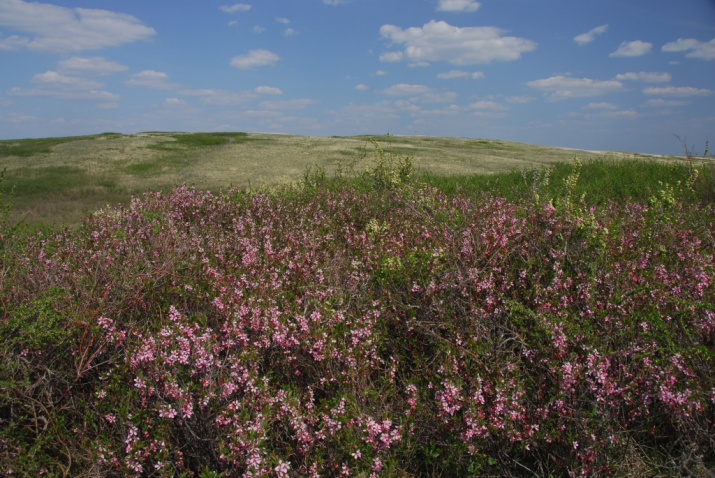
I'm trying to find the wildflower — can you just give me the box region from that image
[274,460,290,477]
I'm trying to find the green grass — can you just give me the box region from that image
[146,132,251,151]
[419,157,711,206]
[0,131,709,229]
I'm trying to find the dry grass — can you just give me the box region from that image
[0,132,687,228]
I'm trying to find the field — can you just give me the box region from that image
[0,132,679,227]
[0,133,714,477]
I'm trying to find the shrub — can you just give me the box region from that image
[0,160,713,476]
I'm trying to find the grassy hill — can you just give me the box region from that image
[0,132,691,227]
[0,134,714,476]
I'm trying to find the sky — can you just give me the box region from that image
[1,0,714,155]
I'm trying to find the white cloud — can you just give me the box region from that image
[615,72,671,83]
[355,84,369,91]
[8,85,118,102]
[379,51,403,63]
[180,88,257,105]
[220,4,251,13]
[527,75,624,100]
[126,70,177,89]
[253,25,266,34]
[380,83,455,103]
[418,104,463,116]
[436,70,482,79]
[574,24,608,46]
[284,28,298,37]
[230,49,280,69]
[469,100,508,111]
[0,34,28,50]
[662,38,715,61]
[436,0,481,12]
[662,38,701,52]
[382,84,431,96]
[259,98,316,110]
[165,97,186,106]
[32,70,103,90]
[375,70,388,76]
[600,110,638,119]
[5,67,119,105]
[422,91,457,103]
[437,70,468,79]
[254,86,282,95]
[323,0,351,4]
[57,56,128,76]
[643,98,689,107]
[610,40,652,57]
[505,96,535,104]
[643,86,712,97]
[584,102,619,110]
[276,17,290,24]
[0,0,156,53]
[380,20,536,65]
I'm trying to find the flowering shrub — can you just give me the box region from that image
[0,166,713,476]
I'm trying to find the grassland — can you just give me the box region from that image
[1,134,714,476]
[0,131,694,228]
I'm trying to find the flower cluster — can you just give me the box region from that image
[1,181,713,476]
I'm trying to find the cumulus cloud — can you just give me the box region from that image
[323,0,351,4]
[615,72,671,83]
[437,70,468,79]
[380,83,456,104]
[574,24,608,46]
[164,97,186,106]
[125,70,177,89]
[643,86,712,97]
[436,0,481,12]
[230,49,280,69]
[527,75,624,99]
[505,96,535,104]
[662,38,715,61]
[5,68,119,105]
[380,20,536,65]
[284,28,298,37]
[643,98,689,107]
[379,51,403,63]
[0,34,28,50]
[0,0,155,52]
[180,88,257,105]
[355,84,369,91]
[8,80,118,103]
[220,4,251,13]
[469,100,508,111]
[276,17,290,24]
[382,83,431,96]
[584,102,619,110]
[259,98,316,110]
[57,56,128,76]
[254,86,282,95]
[32,70,103,90]
[610,40,652,57]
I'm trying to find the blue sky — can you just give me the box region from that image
[1,0,714,155]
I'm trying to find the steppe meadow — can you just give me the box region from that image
[0,132,714,476]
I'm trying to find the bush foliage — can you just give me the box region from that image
[0,149,714,477]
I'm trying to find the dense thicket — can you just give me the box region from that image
[1,157,714,477]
